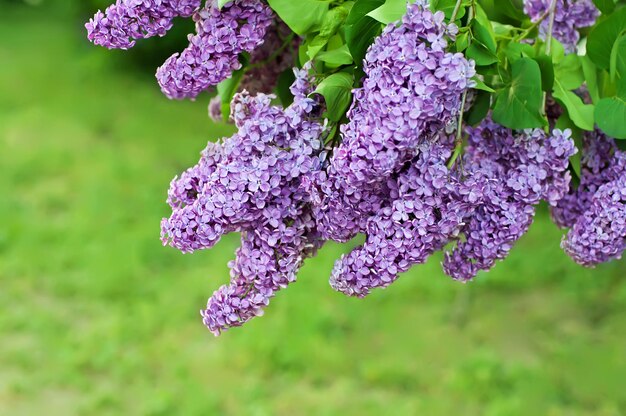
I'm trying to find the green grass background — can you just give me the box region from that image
[1,3,626,415]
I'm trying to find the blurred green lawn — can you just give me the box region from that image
[1,4,626,416]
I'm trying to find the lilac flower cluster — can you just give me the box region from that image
[326,116,576,292]
[87,0,274,100]
[208,21,299,122]
[317,0,575,294]
[333,0,474,187]
[563,177,626,266]
[523,0,599,53]
[313,0,475,244]
[329,137,472,297]
[87,0,603,334]
[161,67,326,334]
[551,132,626,266]
[86,0,202,50]
[157,0,273,99]
[443,120,576,280]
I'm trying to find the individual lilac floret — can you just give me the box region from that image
[523,0,599,53]
[332,0,475,188]
[208,96,223,123]
[86,0,202,50]
[156,0,273,99]
[562,176,626,267]
[330,139,471,297]
[162,68,326,334]
[443,119,576,281]
[551,131,626,228]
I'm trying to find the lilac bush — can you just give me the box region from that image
[87,0,626,335]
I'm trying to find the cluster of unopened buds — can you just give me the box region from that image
[87,0,623,335]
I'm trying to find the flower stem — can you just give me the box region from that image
[542,0,558,118]
[513,7,551,42]
[447,89,468,169]
[450,0,465,22]
[447,1,473,169]
[545,0,558,56]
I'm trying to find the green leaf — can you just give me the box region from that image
[554,54,584,90]
[503,41,535,63]
[367,0,408,24]
[430,0,470,20]
[474,2,497,41]
[314,72,355,121]
[465,90,491,126]
[492,57,547,129]
[553,54,593,130]
[534,54,554,92]
[298,41,310,67]
[307,5,352,60]
[552,82,595,131]
[548,38,565,64]
[595,83,626,139]
[471,18,497,54]
[472,76,495,92]
[267,0,330,35]
[609,33,626,82]
[586,6,626,70]
[275,69,296,107]
[456,31,470,52]
[466,19,499,66]
[581,55,600,104]
[478,0,526,23]
[592,0,616,14]
[466,43,499,66]
[492,22,518,38]
[345,0,384,65]
[316,44,354,67]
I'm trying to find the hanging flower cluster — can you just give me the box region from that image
[523,0,599,53]
[86,0,626,335]
[552,133,626,266]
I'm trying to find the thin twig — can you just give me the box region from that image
[447,90,468,169]
[542,0,558,118]
[450,0,465,22]
[513,8,551,42]
[447,1,474,169]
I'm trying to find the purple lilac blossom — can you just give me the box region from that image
[330,136,472,297]
[312,0,475,244]
[86,0,202,50]
[551,131,626,228]
[562,176,626,267]
[161,67,327,334]
[443,119,576,281]
[550,131,626,267]
[208,21,299,122]
[208,96,223,122]
[523,0,599,53]
[332,0,475,187]
[156,0,273,100]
